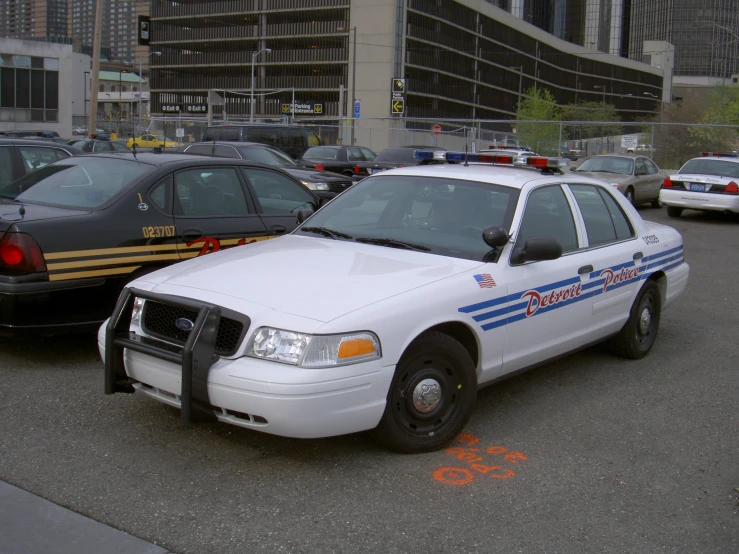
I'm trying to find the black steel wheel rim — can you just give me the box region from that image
[635,293,657,347]
[390,353,462,437]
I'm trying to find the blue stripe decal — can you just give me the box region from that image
[460,252,686,332]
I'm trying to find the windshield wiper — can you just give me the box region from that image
[354,237,430,251]
[300,226,354,240]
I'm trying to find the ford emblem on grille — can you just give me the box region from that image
[175,318,195,331]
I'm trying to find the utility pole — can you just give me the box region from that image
[87,0,103,136]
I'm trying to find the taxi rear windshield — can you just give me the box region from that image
[0,157,155,209]
[679,159,739,179]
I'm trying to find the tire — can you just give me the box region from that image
[371,331,477,453]
[651,198,661,209]
[667,206,683,218]
[607,281,661,359]
[624,187,635,205]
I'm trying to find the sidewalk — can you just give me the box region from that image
[0,480,168,554]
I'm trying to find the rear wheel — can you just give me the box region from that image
[651,198,661,209]
[371,331,477,453]
[624,187,635,205]
[667,206,683,218]
[607,281,661,359]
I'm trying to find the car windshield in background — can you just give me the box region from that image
[295,175,519,262]
[679,159,739,179]
[0,157,155,209]
[575,156,634,175]
[243,146,297,166]
[303,147,339,160]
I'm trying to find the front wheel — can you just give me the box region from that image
[607,281,661,359]
[624,187,635,205]
[667,206,683,218]
[371,331,477,453]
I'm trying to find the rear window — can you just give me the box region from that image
[303,147,340,160]
[679,159,739,179]
[0,157,155,209]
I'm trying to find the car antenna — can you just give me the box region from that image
[211,134,216,157]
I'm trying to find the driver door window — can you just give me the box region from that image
[514,185,578,255]
[242,168,315,215]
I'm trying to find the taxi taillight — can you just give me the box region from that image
[0,233,47,273]
[662,177,673,188]
[725,181,739,195]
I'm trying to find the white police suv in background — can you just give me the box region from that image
[100,151,689,453]
[660,152,739,218]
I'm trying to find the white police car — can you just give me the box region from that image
[100,151,689,453]
[660,152,739,217]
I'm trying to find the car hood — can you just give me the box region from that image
[139,235,483,323]
[571,171,633,184]
[282,167,350,182]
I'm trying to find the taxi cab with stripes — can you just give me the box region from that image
[100,150,690,453]
[0,152,331,332]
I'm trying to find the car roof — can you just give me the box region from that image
[366,162,579,189]
[686,155,739,162]
[76,152,300,168]
[186,141,273,148]
[0,138,83,153]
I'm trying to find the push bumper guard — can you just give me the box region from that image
[104,287,223,424]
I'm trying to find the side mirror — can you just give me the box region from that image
[296,208,314,224]
[482,226,509,249]
[511,237,563,264]
[568,167,575,172]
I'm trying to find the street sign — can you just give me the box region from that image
[313,104,323,114]
[176,128,184,138]
[390,78,406,115]
[432,124,441,136]
[282,102,319,115]
[281,103,291,114]
[621,135,638,149]
[161,104,181,114]
[353,99,361,118]
[185,103,208,114]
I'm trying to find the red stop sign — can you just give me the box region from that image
[432,124,441,135]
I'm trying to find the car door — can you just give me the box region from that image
[172,165,268,259]
[565,183,643,336]
[633,157,651,202]
[643,158,663,201]
[501,183,596,374]
[0,145,19,187]
[241,167,318,236]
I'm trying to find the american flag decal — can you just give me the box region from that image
[473,273,496,288]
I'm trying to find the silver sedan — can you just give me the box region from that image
[570,154,666,207]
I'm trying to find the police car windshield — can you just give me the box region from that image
[295,175,519,262]
[679,158,739,178]
[0,157,156,209]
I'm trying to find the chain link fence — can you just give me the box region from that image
[139,116,738,171]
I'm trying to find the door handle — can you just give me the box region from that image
[578,264,594,275]
[633,251,643,260]
[181,229,203,240]
[270,225,287,235]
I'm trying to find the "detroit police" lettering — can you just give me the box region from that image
[521,283,582,317]
[600,267,640,292]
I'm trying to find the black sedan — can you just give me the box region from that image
[67,135,131,153]
[180,141,357,194]
[0,153,332,333]
[298,145,377,177]
[0,138,82,189]
[355,146,447,175]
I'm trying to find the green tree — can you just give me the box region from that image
[689,86,739,150]
[514,87,562,155]
[561,101,621,144]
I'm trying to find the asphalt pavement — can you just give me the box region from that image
[0,206,737,554]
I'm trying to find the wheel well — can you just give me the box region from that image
[422,322,479,369]
[646,271,666,305]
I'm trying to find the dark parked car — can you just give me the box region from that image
[0,138,82,189]
[355,146,447,175]
[180,142,357,194]
[0,153,333,333]
[67,135,131,153]
[0,130,61,139]
[201,125,321,159]
[299,145,377,177]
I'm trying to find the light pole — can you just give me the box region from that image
[138,51,161,136]
[338,26,357,144]
[250,47,272,123]
[83,71,90,131]
[510,66,523,111]
[117,69,129,138]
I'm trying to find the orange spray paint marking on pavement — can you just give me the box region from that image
[434,434,528,486]
[433,467,474,486]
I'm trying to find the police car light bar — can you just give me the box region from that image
[414,150,567,169]
[701,152,738,158]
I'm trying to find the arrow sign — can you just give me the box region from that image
[282,104,290,113]
[313,104,323,114]
[392,99,405,114]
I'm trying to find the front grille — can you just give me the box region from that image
[328,180,353,193]
[142,300,245,356]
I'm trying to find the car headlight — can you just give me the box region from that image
[300,180,330,191]
[246,327,381,368]
[131,297,145,324]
